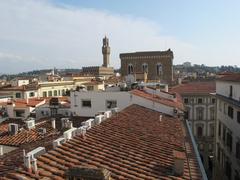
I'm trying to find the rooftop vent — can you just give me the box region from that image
[63,128,77,140]
[8,123,19,135]
[53,137,66,148]
[111,107,119,114]
[25,118,35,129]
[24,147,46,173]
[95,115,105,125]
[38,128,46,135]
[81,119,95,130]
[173,150,186,176]
[104,111,112,119]
[61,118,70,129]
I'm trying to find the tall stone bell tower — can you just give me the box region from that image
[102,36,110,67]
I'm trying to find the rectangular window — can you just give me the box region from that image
[219,101,222,112]
[236,141,240,160]
[228,106,234,119]
[226,132,232,152]
[225,160,232,180]
[82,100,91,108]
[223,126,226,143]
[29,92,35,97]
[218,122,221,137]
[43,91,47,97]
[237,111,240,124]
[15,92,21,98]
[198,98,203,104]
[211,98,216,104]
[54,90,58,96]
[15,110,25,117]
[217,144,220,162]
[106,100,117,109]
[229,85,233,98]
[48,91,52,97]
[184,98,189,104]
[87,86,94,91]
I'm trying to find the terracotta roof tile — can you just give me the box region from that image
[3,105,202,179]
[0,119,58,146]
[217,73,240,82]
[131,89,184,110]
[170,81,216,95]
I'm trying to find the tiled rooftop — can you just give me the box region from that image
[170,81,216,95]
[3,105,202,179]
[0,83,38,91]
[217,73,240,82]
[11,98,45,108]
[131,89,184,110]
[0,119,58,146]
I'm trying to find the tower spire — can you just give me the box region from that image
[102,36,110,67]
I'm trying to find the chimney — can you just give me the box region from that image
[164,84,169,92]
[51,118,56,129]
[24,154,32,173]
[178,78,182,85]
[0,145,3,156]
[173,150,185,176]
[32,158,38,174]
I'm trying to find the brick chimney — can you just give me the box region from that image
[173,150,186,176]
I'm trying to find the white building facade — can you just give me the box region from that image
[70,89,182,117]
[215,77,240,180]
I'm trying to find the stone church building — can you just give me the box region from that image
[120,49,174,85]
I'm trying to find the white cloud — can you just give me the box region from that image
[0,0,196,73]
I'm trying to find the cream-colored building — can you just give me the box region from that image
[171,81,216,177]
[214,74,240,180]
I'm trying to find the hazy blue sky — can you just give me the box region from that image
[0,0,240,73]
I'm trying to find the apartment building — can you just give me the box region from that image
[171,81,216,176]
[214,74,240,180]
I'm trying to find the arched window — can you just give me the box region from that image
[197,126,203,137]
[156,63,162,76]
[197,107,204,120]
[210,107,215,120]
[128,64,134,74]
[142,63,148,73]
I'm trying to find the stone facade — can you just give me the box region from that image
[82,66,114,78]
[120,49,173,85]
[170,81,216,179]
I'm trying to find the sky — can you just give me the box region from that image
[0,0,240,74]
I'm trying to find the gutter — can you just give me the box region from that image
[185,120,208,180]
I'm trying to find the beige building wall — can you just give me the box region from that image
[183,94,215,176]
